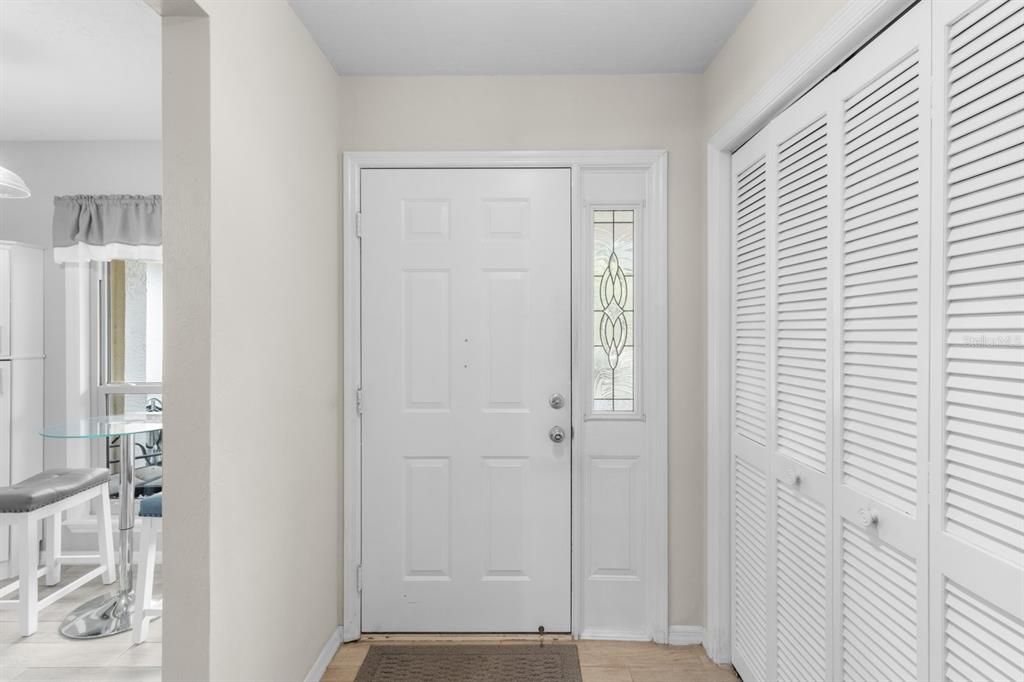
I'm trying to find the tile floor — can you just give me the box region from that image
[321,635,741,682]
[0,565,161,682]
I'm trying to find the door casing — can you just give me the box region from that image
[342,150,668,642]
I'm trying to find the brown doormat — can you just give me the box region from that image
[353,644,582,682]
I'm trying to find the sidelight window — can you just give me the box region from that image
[593,209,635,412]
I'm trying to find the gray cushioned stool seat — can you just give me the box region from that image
[0,468,110,513]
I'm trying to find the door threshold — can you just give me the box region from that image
[360,633,573,642]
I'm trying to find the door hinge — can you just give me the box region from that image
[356,387,364,415]
[355,212,363,239]
[356,564,364,593]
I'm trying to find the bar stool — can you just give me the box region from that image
[0,468,116,635]
[132,492,162,643]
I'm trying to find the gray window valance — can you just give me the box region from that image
[52,195,162,263]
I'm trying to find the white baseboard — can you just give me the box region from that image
[668,625,704,646]
[305,626,344,682]
[578,629,652,642]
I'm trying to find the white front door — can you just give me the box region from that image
[360,168,572,632]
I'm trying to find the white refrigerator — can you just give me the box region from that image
[0,242,45,576]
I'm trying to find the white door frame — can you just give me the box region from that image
[703,0,914,664]
[343,150,668,642]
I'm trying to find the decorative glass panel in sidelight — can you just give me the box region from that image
[593,209,636,413]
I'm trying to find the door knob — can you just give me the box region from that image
[779,468,800,487]
[857,507,878,529]
[549,426,566,443]
[549,393,565,409]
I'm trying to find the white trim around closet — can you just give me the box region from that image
[703,0,914,664]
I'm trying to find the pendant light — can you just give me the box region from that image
[0,166,31,198]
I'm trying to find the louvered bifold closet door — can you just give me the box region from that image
[832,3,932,681]
[930,1,1024,680]
[731,127,775,682]
[770,78,837,682]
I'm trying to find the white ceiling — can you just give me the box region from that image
[0,0,161,141]
[289,0,753,76]
[0,0,753,140]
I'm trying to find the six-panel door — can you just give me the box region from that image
[360,168,572,632]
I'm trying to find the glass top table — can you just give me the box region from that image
[40,413,163,439]
[39,413,163,640]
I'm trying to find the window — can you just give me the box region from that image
[100,260,163,400]
[593,209,635,412]
[97,260,163,481]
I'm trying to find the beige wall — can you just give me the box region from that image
[338,74,707,626]
[334,0,852,642]
[162,1,340,680]
[158,2,853,673]
[336,0,846,618]
[702,0,848,137]
[691,0,849,628]
[162,10,212,680]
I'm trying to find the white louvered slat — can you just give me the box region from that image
[841,522,919,682]
[776,117,829,473]
[733,460,768,682]
[840,49,925,517]
[944,580,1024,682]
[943,0,1024,569]
[731,126,775,682]
[776,483,828,682]
[834,5,930,680]
[762,75,837,682]
[931,3,1024,679]
[715,4,1024,681]
[735,156,769,446]
[770,88,837,680]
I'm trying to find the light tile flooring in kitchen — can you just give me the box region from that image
[322,635,741,682]
[0,565,161,682]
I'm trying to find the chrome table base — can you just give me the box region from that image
[59,590,134,639]
[61,433,137,639]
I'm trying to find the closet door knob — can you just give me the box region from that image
[857,507,879,529]
[779,468,800,487]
